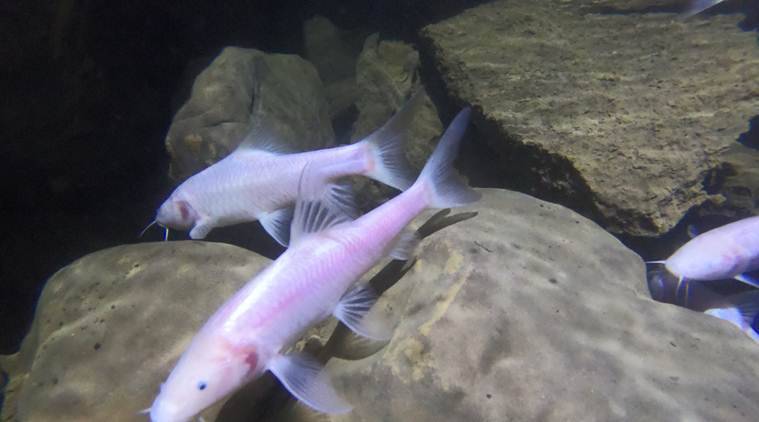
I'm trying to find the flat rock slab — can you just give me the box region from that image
[165,47,334,180]
[0,242,270,421]
[420,0,759,236]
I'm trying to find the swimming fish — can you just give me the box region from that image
[704,290,759,343]
[147,107,480,421]
[647,216,759,291]
[151,93,424,245]
[682,0,727,18]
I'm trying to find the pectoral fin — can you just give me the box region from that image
[267,354,351,414]
[334,284,393,341]
[259,207,294,246]
[189,220,214,239]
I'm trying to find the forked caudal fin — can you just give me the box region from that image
[360,93,423,191]
[417,107,481,208]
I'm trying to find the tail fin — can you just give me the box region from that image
[361,93,424,191]
[417,107,481,208]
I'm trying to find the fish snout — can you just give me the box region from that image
[149,396,191,422]
[156,199,197,230]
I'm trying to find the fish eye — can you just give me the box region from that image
[197,381,207,391]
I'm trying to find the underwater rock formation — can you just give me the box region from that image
[0,241,270,421]
[303,189,759,421]
[419,0,759,237]
[302,15,365,120]
[5,190,757,421]
[164,47,334,180]
[699,143,759,219]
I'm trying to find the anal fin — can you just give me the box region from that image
[267,354,351,414]
[260,207,294,246]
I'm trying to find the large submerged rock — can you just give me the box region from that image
[298,189,759,421]
[165,47,334,180]
[420,0,759,236]
[0,242,270,421]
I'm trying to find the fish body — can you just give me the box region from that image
[664,216,759,286]
[155,94,424,245]
[148,108,480,422]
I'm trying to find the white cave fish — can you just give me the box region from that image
[682,0,727,17]
[704,290,759,343]
[647,216,759,291]
[146,107,480,422]
[151,93,424,245]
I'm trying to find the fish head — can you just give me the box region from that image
[156,196,198,231]
[666,241,742,281]
[149,338,262,422]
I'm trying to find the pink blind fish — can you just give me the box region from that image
[648,216,759,289]
[152,94,424,245]
[147,107,480,421]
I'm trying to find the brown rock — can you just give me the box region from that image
[419,0,759,236]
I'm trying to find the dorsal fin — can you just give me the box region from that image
[237,121,295,155]
[290,162,356,244]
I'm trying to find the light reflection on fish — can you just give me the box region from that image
[146,107,480,422]
[682,0,727,18]
[151,94,425,245]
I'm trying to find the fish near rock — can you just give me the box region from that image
[648,216,759,289]
[153,93,426,245]
[147,107,480,421]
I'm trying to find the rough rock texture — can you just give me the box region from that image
[420,0,759,236]
[700,143,759,218]
[303,16,365,119]
[352,33,443,171]
[0,242,270,422]
[165,47,334,180]
[288,189,759,422]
